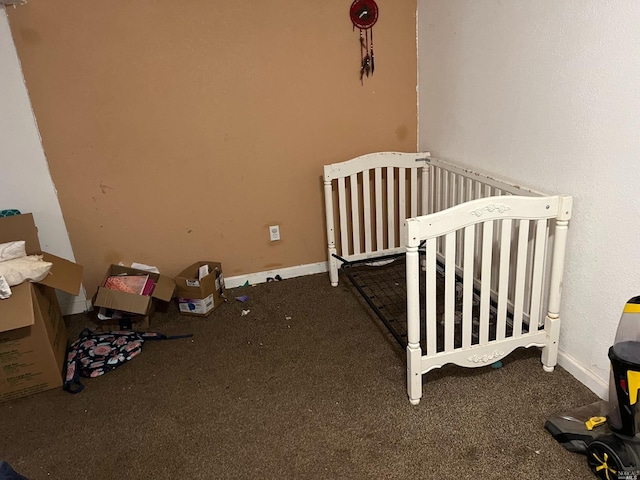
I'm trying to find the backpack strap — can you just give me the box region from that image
[63,364,85,394]
[63,328,94,394]
[140,332,193,341]
[0,461,29,480]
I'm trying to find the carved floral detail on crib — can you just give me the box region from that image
[467,350,504,363]
[469,204,511,217]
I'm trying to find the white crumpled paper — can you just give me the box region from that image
[0,275,12,299]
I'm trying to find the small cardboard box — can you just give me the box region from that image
[0,213,83,402]
[93,265,175,328]
[175,261,226,317]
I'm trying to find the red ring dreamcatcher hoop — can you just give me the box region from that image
[350,0,379,84]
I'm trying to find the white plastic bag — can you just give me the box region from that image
[0,255,52,286]
[0,275,11,299]
[0,240,26,262]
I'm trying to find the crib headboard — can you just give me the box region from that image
[323,152,430,285]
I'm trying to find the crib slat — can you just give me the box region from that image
[462,225,475,349]
[421,165,430,216]
[399,168,407,228]
[350,174,361,255]
[337,177,349,256]
[362,170,372,253]
[529,220,549,329]
[449,172,457,208]
[434,167,442,213]
[465,177,473,203]
[493,214,504,295]
[444,170,451,209]
[436,168,445,253]
[410,168,418,217]
[496,219,513,341]
[449,170,456,207]
[523,225,535,315]
[425,238,437,356]
[479,221,493,345]
[398,168,409,247]
[473,181,483,274]
[513,220,531,337]
[442,170,449,209]
[455,175,464,267]
[387,167,395,248]
[444,233,456,352]
[375,168,383,250]
[474,181,481,200]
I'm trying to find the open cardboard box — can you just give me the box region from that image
[93,264,175,328]
[0,213,83,401]
[175,261,226,317]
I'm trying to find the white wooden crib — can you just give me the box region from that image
[323,152,572,405]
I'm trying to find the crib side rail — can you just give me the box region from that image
[425,157,546,213]
[423,158,553,299]
[323,152,430,285]
[405,194,572,372]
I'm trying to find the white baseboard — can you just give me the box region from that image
[61,296,91,316]
[57,285,90,316]
[224,261,328,289]
[557,350,608,400]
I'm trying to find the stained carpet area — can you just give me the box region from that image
[0,273,597,479]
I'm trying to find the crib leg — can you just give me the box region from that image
[328,248,339,287]
[541,313,560,373]
[407,344,422,405]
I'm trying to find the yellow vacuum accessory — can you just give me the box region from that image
[585,416,607,431]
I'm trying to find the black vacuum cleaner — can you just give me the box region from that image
[545,295,640,479]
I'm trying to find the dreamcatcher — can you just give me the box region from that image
[350,0,379,84]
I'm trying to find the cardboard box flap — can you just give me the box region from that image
[175,262,222,294]
[0,213,41,254]
[0,282,35,332]
[39,253,83,296]
[94,288,152,316]
[152,275,175,302]
[200,271,218,290]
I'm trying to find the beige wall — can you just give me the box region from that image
[7,1,417,295]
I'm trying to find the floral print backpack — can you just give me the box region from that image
[63,328,191,393]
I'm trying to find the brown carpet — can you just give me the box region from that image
[0,273,598,479]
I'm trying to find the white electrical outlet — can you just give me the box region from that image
[269,225,280,241]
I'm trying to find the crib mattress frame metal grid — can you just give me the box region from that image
[338,251,518,351]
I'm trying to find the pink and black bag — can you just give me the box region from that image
[63,328,191,393]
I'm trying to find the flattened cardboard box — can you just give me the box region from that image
[93,264,175,328]
[0,213,83,402]
[175,261,226,317]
